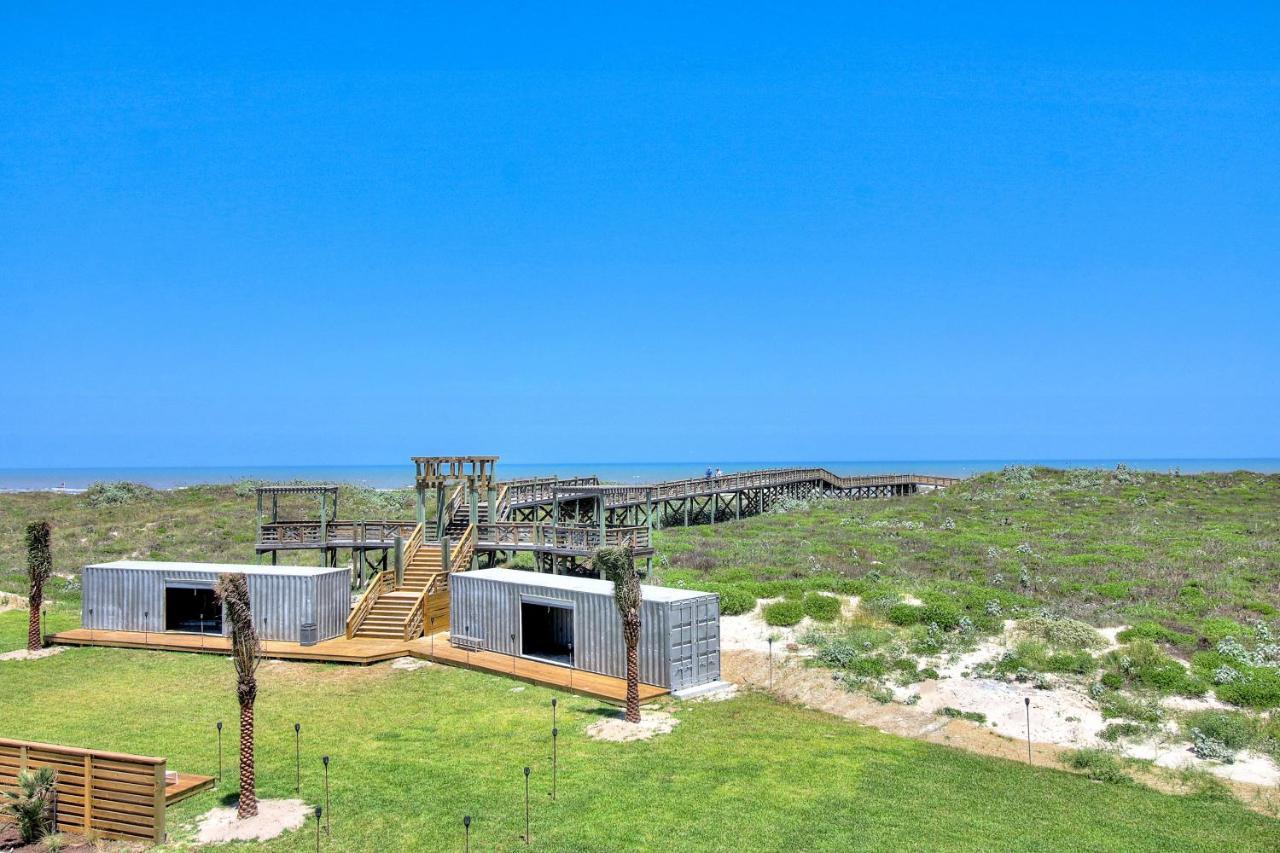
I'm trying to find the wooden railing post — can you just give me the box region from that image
[442,536,452,574]
[394,535,404,587]
[153,761,166,843]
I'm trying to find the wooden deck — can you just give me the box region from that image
[407,632,667,702]
[47,629,667,702]
[48,629,412,665]
[165,772,215,805]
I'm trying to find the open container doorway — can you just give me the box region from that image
[165,584,223,634]
[520,597,574,665]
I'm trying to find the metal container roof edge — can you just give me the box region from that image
[455,567,717,602]
[84,559,348,578]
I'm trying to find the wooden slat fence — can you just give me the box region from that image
[0,738,167,843]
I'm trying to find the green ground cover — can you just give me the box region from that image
[1,610,1276,851]
[654,466,1280,659]
[0,483,418,598]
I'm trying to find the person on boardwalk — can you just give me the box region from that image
[705,466,713,479]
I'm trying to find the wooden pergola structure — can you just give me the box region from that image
[253,485,416,581]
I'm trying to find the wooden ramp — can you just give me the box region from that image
[408,632,667,702]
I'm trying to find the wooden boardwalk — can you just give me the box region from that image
[47,629,665,702]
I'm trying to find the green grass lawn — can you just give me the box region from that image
[2,611,1276,851]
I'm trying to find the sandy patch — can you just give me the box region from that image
[1122,737,1280,787]
[390,656,431,671]
[1096,625,1128,653]
[195,799,311,843]
[0,646,68,662]
[720,597,858,654]
[0,593,28,614]
[586,711,679,742]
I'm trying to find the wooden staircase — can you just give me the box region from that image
[345,519,474,641]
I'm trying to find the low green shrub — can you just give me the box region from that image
[1117,622,1196,648]
[919,601,962,630]
[763,599,804,627]
[1100,671,1124,690]
[1098,691,1162,723]
[1063,749,1130,784]
[1214,668,1280,710]
[85,481,156,507]
[815,638,859,668]
[802,593,842,622]
[886,603,921,626]
[718,587,757,616]
[1015,616,1105,650]
[938,707,986,724]
[1102,641,1206,698]
[1098,722,1146,742]
[1183,710,1253,763]
[850,657,887,678]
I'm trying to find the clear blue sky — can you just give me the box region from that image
[2,4,1277,467]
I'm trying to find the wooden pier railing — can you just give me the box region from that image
[476,522,651,554]
[258,520,418,550]
[508,467,960,509]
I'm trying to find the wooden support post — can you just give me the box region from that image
[394,536,404,587]
[442,536,452,574]
[83,754,94,838]
[735,491,742,520]
[597,494,606,547]
[152,761,166,843]
[683,498,690,526]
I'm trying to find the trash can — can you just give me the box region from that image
[300,622,318,646]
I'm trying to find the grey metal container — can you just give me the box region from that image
[449,568,720,690]
[81,560,350,643]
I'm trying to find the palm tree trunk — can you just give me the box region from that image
[625,639,640,723]
[26,589,42,652]
[237,700,258,818]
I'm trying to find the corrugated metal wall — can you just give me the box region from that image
[450,573,721,689]
[82,567,348,642]
[668,595,721,690]
[313,570,351,641]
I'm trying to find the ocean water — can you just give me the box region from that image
[1,459,1276,491]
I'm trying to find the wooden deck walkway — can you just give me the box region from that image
[407,632,667,702]
[48,629,412,664]
[47,629,666,702]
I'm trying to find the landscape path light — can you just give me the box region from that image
[552,727,559,800]
[314,805,322,852]
[216,721,223,784]
[463,815,471,852]
[1024,697,1032,764]
[523,766,531,845]
[322,755,330,835]
[294,722,302,793]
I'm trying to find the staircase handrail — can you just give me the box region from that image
[346,569,395,639]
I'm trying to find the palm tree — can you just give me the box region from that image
[25,521,52,652]
[215,573,261,819]
[594,545,642,723]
